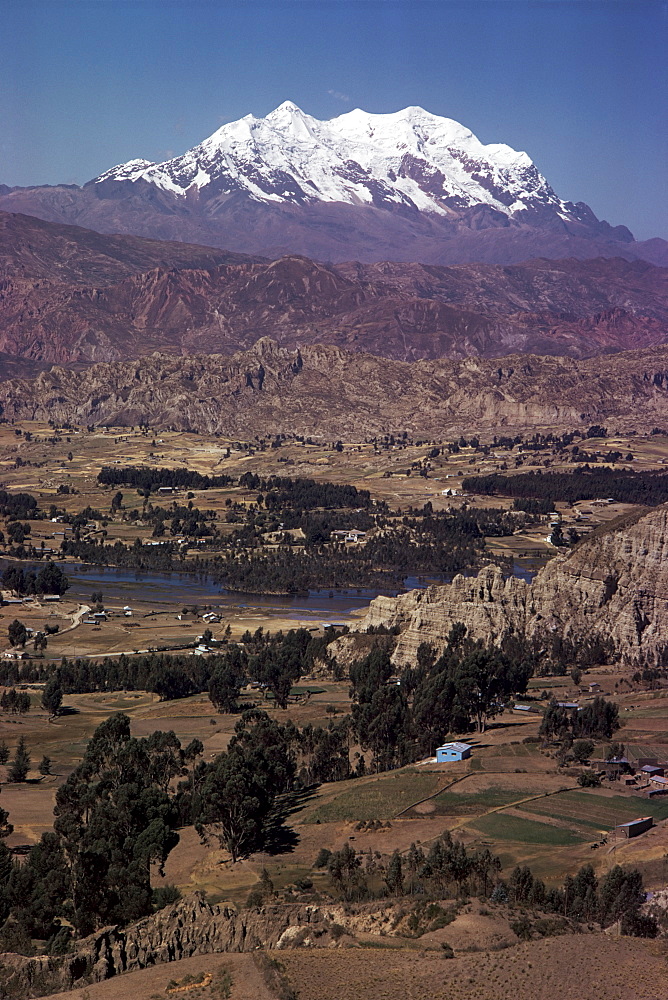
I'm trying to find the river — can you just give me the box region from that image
[60,562,537,626]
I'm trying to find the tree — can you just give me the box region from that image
[35,562,70,596]
[327,844,366,900]
[575,696,620,740]
[578,770,601,787]
[195,710,295,862]
[455,648,531,733]
[572,739,595,764]
[352,685,411,771]
[39,756,52,776]
[196,743,277,862]
[252,629,306,709]
[8,737,31,783]
[7,620,27,648]
[599,866,644,927]
[42,676,63,717]
[385,850,404,896]
[54,713,181,934]
[208,649,246,713]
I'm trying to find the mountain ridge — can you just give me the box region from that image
[4,337,668,439]
[2,104,665,267]
[1,212,666,369]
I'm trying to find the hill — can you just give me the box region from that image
[0,212,667,367]
[3,337,668,438]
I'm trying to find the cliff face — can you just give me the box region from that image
[360,506,668,667]
[0,893,340,997]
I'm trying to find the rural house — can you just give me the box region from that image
[436,742,472,762]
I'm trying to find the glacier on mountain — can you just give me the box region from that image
[92,101,576,221]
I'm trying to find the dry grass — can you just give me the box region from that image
[278,936,668,1000]
[36,955,269,1000]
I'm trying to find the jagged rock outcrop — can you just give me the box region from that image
[358,506,668,666]
[5,338,668,439]
[0,893,341,997]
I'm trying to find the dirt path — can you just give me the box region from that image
[60,603,90,633]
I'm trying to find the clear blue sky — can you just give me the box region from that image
[2,0,666,239]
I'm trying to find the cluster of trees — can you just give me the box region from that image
[499,863,654,937]
[0,689,31,715]
[310,844,653,937]
[347,627,533,772]
[190,710,295,862]
[0,490,39,519]
[315,832,500,903]
[203,506,523,595]
[239,473,371,512]
[209,627,343,711]
[0,628,338,714]
[148,502,214,539]
[539,696,620,741]
[97,467,233,492]
[463,468,668,506]
[60,536,177,573]
[2,563,70,597]
[0,714,204,949]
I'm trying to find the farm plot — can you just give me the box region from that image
[432,788,541,816]
[471,812,587,846]
[521,790,668,834]
[302,770,442,823]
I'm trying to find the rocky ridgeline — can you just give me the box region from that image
[0,893,344,997]
[4,338,668,439]
[359,505,668,667]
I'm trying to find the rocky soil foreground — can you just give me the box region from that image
[356,505,668,666]
[4,337,668,439]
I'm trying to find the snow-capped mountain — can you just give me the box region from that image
[92,102,575,222]
[2,102,663,266]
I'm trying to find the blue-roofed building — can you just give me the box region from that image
[436,742,472,762]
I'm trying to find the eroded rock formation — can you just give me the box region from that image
[358,506,668,667]
[0,893,340,997]
[5,338,668,439]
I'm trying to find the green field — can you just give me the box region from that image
[522,791,668,833]
[433,789,537,815]
[472,813,587,846]
[304,770,441,823]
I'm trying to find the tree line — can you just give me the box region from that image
[97,467,233,492]
[463,468,668,506]
[1,563,70,597]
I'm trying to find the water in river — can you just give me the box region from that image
[61,562,537,626]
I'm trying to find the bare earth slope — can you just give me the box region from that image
[359,504,668,666]
[1,213,667,366]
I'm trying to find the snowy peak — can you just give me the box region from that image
[90,103,573,221]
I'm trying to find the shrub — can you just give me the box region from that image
[578,769,601,787]
[152,885,181,910]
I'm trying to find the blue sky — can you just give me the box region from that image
[2,0,666,239]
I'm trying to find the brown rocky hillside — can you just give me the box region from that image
[1,213,667,368]
[3,338,668,439]
[359,504,668,666]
